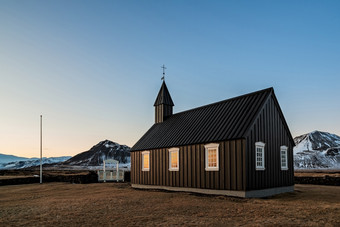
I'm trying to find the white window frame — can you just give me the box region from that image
[168,148,179,171]
[205,143,219,171]
[142,151,150,171]
[280,145,288,170]
[255,142,265,170]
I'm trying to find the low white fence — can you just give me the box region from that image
[97,170,124,182]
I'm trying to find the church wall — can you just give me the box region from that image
[131,139,246,191]
[245,95,295,190]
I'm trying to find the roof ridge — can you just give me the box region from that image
[169,87,273,117]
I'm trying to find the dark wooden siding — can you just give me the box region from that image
[155,105,173,124]
[131,139,246,191]
[245,95,294,190]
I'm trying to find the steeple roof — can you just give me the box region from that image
[154,81,174,106]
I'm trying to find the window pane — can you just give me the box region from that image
[281,150,287,168]
[208,149,217,167]
[256,147,263,168]
[171,152,178,168]
[143,154,149,169]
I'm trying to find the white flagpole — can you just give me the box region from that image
[40,115,42,184]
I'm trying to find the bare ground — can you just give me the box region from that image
[0,183,339,226]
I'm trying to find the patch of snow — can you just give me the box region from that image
[0,156,71,170]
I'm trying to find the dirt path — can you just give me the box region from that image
[0,183,339,226]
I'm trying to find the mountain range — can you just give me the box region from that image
[1,132,340,170]
[0,156,71,169]
[0,153,30,164]
[293,130,340,169]
[0,140,131,170]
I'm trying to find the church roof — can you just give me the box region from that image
[154,81,174,106]
[131,87,275,152]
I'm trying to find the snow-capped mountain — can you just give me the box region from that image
[0,153,29,164]
[62,140,130,166]
[294,131,340,169]
[0,156,71,170]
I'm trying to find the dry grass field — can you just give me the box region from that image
[294,171,340,177]
[0,183,339,226]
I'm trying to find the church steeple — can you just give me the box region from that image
[154,81,174,123]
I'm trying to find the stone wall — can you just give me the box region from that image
[294,176,340,186]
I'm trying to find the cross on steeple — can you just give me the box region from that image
[161,64,166,81]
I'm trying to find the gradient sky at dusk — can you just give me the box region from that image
[1,1,340,158]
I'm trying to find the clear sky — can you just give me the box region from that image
[1,0,340,158]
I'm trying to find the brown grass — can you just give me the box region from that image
[0,176,34,179]
[0,183,339,226]
[0,170,92,177]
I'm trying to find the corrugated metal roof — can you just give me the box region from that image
[154,81,174,106]
[131,87,273,151]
